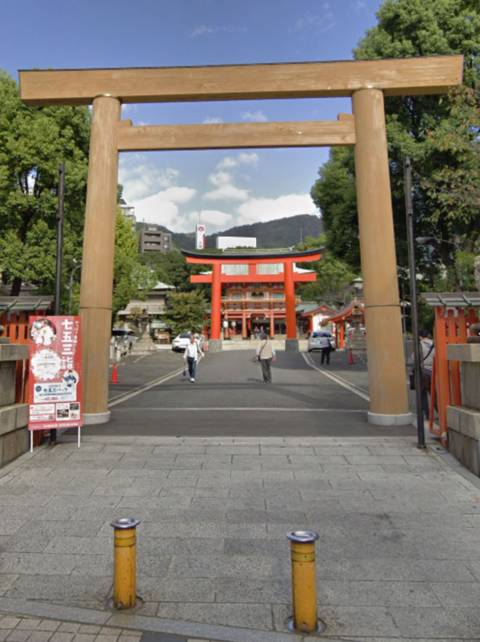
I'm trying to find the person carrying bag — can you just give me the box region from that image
[256,333,276,383]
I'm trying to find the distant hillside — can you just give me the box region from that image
[207,214,323,249]
[136,214,323,250]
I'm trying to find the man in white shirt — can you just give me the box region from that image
[184,334,204,382]
[256,333,276,383]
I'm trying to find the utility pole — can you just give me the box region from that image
[52,163,65,444]
[404,157,426,449]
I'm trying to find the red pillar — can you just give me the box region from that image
[284,261,297,340]
[211,262,222,340]
[241,314,247,338]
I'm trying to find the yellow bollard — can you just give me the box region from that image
[287,530,320,634]
[111,517,141,609]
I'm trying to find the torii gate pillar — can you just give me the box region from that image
[79,95,121,424]
[353,89,410,425]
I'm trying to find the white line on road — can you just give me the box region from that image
[302,353,370,402]
[112,407,366,412]
[108,367,184,407]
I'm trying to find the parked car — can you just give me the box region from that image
[111,328,136,356]
[171,332,192,352]
[171,332,206,352]
[308,331,334,352]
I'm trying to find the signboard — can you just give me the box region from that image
[28,316,83,431]
[195,223,206,250]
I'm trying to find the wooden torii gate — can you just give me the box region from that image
[19,56,463,426]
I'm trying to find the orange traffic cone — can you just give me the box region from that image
[111,363,118,384]
[348,349,354,365]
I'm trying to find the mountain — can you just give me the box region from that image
[136,214,323,250]
[169,214,323,250]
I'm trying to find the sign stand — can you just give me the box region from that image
[28,315,83,447]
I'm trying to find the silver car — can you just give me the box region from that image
[308,331,334,352]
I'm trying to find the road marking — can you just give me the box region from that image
[112,407,366,412]
[302,353,370,402]
[108,367,184,407]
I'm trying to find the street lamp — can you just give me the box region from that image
[68,259,82,314]
[404,157,426,450]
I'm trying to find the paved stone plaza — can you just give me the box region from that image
[1,432,480,641]
[1,351,479,640]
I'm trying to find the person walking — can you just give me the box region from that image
[319,332,334,365]
[184,333,204,383]
[419,328,435,418]
[256,332,276,383]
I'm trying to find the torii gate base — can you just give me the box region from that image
[209,339,222,353]
[18,56,463,426]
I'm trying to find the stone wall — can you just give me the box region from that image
[0,343,29,468]
[447,344,480,476]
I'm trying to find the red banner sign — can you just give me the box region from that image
[28,316,83,431]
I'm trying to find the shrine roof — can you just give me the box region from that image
[422,292,480,308]
[181,247,322,261]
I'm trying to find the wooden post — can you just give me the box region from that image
[79,95,121,424]
[209,263,222,350]
[352,88,410,425]
[284,261,298,351]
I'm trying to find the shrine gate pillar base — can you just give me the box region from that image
[285,339,299,352]
[208,339,223,352]
[353,88,411,427]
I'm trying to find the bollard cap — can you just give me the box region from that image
[287,530,319,544]
[111,517,141,530]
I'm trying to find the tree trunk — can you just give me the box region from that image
[10,277,22,296]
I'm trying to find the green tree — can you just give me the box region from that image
[164,291,207,336]
[0,70,90,295]
[311,0,480,287]
[141,249,195,291]
[112,211,156,317]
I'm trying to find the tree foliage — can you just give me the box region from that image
[311,0,480,288]
[295,234,357,303]
[112,211,156,317]
[0,70,90,295]
[140,249,195,291]
[164,291,207,336]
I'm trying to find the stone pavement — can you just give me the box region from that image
[2,434,480,640]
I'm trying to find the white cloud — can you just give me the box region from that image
[237,194,316,225]
[203,116,224,124]
[216,153,259,170]
[241,111,268,122]
[192,209,233,227]
[119,159,180,202]
[238,152,259,166]
[294,5,335,34]
[217,156,238,170]
[132,186,196,228]
[204,184,249,202]
[204,170,249,201]
[191,25,247,37]
[209,171,232,188]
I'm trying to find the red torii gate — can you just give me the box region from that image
[183,248,321,350]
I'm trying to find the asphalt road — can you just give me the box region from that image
[85,349,415,438]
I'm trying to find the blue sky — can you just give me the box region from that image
[1,0,383,233]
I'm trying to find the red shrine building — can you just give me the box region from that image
[182,248,321,349]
